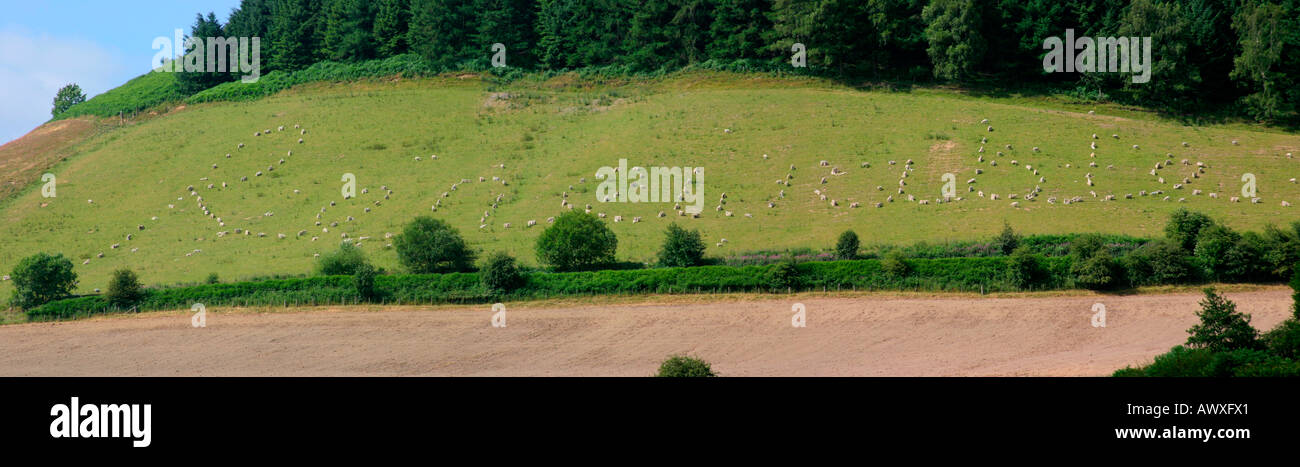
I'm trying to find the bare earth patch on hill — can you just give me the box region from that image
[0,289,1290,376]
[0,118,98,203]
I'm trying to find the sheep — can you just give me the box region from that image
[919,199,929,205]
[849,202,860,208]
[1230,197,1240,202]
[1010,202,1020,208]
[1209,193,1218,198]
[1124,193,1133,199]
[875,202,883,208]
[1252,198,1262,204]
[967,178,976,184]
[1284,201,1293,207]
[1192,189,1202,195]
[1232,140,1239,145]
[990,194,1000,200]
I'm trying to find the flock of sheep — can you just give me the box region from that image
[66,111,1298,275]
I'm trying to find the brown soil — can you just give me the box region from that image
[0,289,1291,376]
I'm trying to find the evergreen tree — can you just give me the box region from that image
[373,0,412,56]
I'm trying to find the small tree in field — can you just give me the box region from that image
[1186,288,1260,352]
[353,262,377,301]
[10,253,77,310]
[656,355,716,377]
[835,230,860,260]
[657,223,706,267]
[991,222,1019,256]
[394,216,476,273]
[105,269,144,308]
[315,242,369,276]
[535,211,617,271]
[481,252,525,294]
[51,84,86,116]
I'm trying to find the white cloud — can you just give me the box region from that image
[0,26,126,145]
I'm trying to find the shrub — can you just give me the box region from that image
[9,253,77,310]
[880,250,908,277]
[657,223,706,267]
[835,230,861,260]
[656,355,716,377]
[1140,345,1216,377]
[395,216,476,273]
[353,263,377,301]
[1007,246,1047,289]
[1258,224,1300,279]
[206,273,220,284]
[1165,208,1215,251]
[1124,239,1195,286]
[768,259,801,290]
[1194,224,1247,280]
[991,222,1020,256]
[315,243,370,276]
[481,252,525,294]
[1069,233,1107,259]
[1204,348,1289,377]
[535,211,617,271]
[1186,288,1260,353]
[105,269,144,308]
[1071,250,1122,290]
[1263,319,1300,360]
[1292,267,1300,320]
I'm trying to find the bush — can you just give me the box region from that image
[9,252,78,310]
[105,269,144,308]
[315,243,370,276]
[1263,319,1300,360]
[535,211,617,271]
[1124,239,1195,286]
[991,222,1020,256]
[353,263,378,301]
[1140,345,1216,377]
[1007,246,1047,289]
[1186,288,1260,353]
[1205,348,1290,377]
[1165,208,1215,251]
[835,230,861,260]
[481,252,525,294]
[767,259,801,290]
[1071,250,1122,290]
[395,216,476,273]
[1194,224,1248,281]
[656,355,716,377]
[657,223,706,267]
[206,273,220,284]
[880,250,908,277]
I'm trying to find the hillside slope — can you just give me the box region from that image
[2,72,1299,294]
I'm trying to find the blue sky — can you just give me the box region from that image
[0,0,242,145]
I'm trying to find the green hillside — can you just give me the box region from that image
[3,72,1299,294]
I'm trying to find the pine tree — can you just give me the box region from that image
[373,0,412,56]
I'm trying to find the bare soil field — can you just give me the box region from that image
[0,288,1291,376]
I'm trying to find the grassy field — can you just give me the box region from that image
[2,71,1299,295]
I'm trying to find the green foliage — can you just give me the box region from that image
[923,0,985,80]
[52,83,86,117]
[395,216,476,273]
[9,253,77,310]
[1007,246,1047,290]
[53,71,187,119]
[535,211,617,271]
[480,252,525,294]
[991,222,1019,256]
[175,12,237,95]
[1165,208,1215,251]
[1138,345,1217,377]
[105,269,144,308]
[353,262,378,300]
[1262,319,1300,360]
[206,273,220,284]
[658,223,708,267]
[656,355,716,377]
[1069,234,1123,289]
[835,230,860,260]
[767,259,801,290]
[880,249,908,277]
[315,243,370,276]
[1186,288,1260,353]
[1124,239,1195,286]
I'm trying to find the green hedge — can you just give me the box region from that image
[26,256,1075,321]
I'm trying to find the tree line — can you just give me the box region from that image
[174,1,1300,122]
